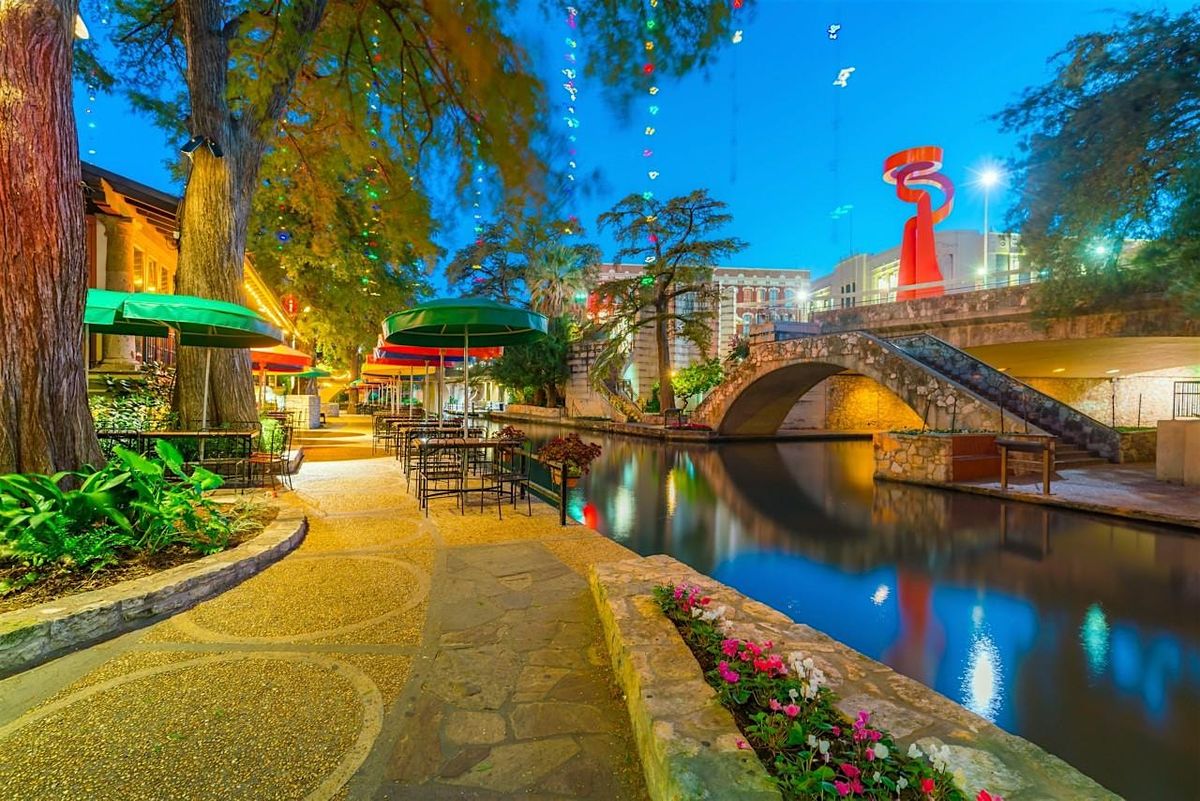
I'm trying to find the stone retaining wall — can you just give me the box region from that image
[590,561,781,801]
[1118,429,1157,464]
[0,509,307,677]
[873,432,1001,482]
[592,555,1120,801]
[504,404,563,419]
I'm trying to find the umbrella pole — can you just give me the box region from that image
[201,348,212,429]
[438,351,445,421]
[463,328,470,434]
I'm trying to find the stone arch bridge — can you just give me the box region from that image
[692,331,1122,460]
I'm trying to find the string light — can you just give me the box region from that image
[562,5,581,196]
[639,0,660,200]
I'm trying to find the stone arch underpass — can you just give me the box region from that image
[694,331,1033,437]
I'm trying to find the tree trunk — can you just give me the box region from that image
[0,0,102,474]
[173,146,260,427]
[172,0,326,428]
[654,307,675,411]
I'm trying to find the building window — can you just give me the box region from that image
[769,287,779,304]
[757,288,766,303]
[132,248,145,290]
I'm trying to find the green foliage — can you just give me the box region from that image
[643,384,661,413]
[725,335,750,365]
[88,362,178,431]
[0,440,233,581]
[672,358,724,409]
[997,9,1200,316]
[445,215,600,313]
[590,189,747,411]
[485,315,575,407]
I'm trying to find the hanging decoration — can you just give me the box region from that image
[561,5,581,200]
[639,0,660,202]
[729,0,744,182]
[358,16,387,285]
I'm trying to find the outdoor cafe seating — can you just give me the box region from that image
[412,433,531,519]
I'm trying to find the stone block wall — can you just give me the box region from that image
[780,376,924,432]
[1024,373,1192,429]
[1118,429,1157,463]
[873,432,1001,483]
[504,404,563,419]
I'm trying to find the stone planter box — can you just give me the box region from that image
[591,555,1119,801]
[0,509,307,677]
[874,431,1000,483]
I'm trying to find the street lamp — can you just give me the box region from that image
[974,167,1002,287]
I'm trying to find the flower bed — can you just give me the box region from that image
[655,583,1003,801]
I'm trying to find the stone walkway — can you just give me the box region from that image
[962,462,1200,529]
[0,417,648,801]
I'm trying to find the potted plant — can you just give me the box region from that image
[496,425,527,442]
[537,433,602,488]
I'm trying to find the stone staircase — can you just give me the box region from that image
[886,333,1121,463]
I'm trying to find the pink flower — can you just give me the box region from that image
[977,793,1003,801]
[833,780,851,797]
[784,703,800,718]
[768,699,782,711]
[921,778,936,795]
[673,586,683,600]
[721,639,740,657]
[717,661,740,684]
[700,596,711,605]
[865,748,875,761]
[869,729,882,742]
[840,764,860,780]
[735,738,750,750]
[849,779,864,794]
[831,725,841,737]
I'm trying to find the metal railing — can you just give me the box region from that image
[1174,381,1200,419]
[809,270,1036,313]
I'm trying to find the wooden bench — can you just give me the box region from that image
[996,437,1055,495]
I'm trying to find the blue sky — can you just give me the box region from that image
[74,0,1190,280]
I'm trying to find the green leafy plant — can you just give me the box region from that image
[89,361,179,431]
[0,440,232,581]
[671,358,724,410]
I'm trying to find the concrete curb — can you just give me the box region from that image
[876,474,1200,531]
[0,509,308,677]
[589,562,782,801]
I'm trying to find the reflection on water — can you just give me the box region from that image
[518,427,1200,800]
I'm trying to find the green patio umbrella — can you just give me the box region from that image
[293,368,332,379]
[85,289,285,427]
[382,298,546,426]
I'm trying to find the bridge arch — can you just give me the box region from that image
[694,331,1013,437]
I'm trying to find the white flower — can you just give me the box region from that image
[691,607,702,618]
[818,739,830,755]
[897,777,908,790]
[803,684,818,700]
[872,771,881,783]
[907,744,923,759]
[874,743,889,760]
[803,657,814,670]
[806,734,818,748]
[788,688,799,701]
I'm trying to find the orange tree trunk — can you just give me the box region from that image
[0,0,102,473]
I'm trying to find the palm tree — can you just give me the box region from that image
[526,243,599,318]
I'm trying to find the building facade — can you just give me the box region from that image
[83,162,296,372]
[586,262,811,402]
[808,230,1027,312]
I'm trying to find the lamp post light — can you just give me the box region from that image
[978,168,1002,287]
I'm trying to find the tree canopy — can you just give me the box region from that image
[590,189,746,411]
[997,9,1200,316]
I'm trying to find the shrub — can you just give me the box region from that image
[496,425,527,442]
[89,361,178,431]
[654,584,1005,801]
[0,440,233,580]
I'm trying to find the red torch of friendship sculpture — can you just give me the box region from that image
[883,146,955,300]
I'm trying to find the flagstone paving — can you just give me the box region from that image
[0,418,648,801]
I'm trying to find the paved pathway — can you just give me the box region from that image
[0,418,647,801]
[963,462,1200,529]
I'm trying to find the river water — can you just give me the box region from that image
[515,425,1200,800]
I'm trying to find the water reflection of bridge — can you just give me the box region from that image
[688,442,1200,631]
